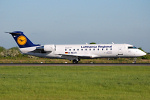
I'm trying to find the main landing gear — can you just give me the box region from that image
[72,59,80,64]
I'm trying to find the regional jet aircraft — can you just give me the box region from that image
[8,31,146,63]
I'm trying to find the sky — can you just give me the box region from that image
[0,0,150,52]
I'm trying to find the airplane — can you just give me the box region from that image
[7,31,146,64]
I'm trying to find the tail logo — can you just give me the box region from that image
[17,36,27,45]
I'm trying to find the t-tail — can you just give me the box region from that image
[7,31,40,48]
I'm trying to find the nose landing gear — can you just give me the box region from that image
[133,58,137,63]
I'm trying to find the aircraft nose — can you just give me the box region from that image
[139,51,146,56]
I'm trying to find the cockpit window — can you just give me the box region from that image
[128,46,137,49]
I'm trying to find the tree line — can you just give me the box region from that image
[0,46,26,58]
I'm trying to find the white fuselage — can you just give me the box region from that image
[20,43,146,61]
[9,31,146,63]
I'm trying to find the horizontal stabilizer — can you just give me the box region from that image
[5,32,21,35]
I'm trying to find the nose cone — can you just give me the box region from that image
[141,51,146,56]
[138,50,146,57]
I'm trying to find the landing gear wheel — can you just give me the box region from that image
[73,59,78,64]
[133,58,137,63]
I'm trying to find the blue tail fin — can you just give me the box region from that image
[8,31,40,48]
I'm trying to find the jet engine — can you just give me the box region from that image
[35,45,55,53]
[43,45,55,52]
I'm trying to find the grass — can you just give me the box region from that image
[0,66,150,100]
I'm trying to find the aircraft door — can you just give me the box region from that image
[118,47,123,55]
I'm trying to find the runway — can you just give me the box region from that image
[0,63,150,66]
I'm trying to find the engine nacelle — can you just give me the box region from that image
[44,45,55,52]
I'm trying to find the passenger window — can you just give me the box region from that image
[93,49,95,51]
[69,49,71,51]
[81,49,83,51]
[89,49,91,51]
[65,49,67,51]
[77,49,79,51]
[73,49,75,51]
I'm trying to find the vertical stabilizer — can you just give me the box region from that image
[7,31,40,48]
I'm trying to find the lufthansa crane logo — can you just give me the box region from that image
[17,36,27,45]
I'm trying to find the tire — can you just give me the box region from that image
[73,59,78,64]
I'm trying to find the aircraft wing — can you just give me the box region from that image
[59,53,99,59]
